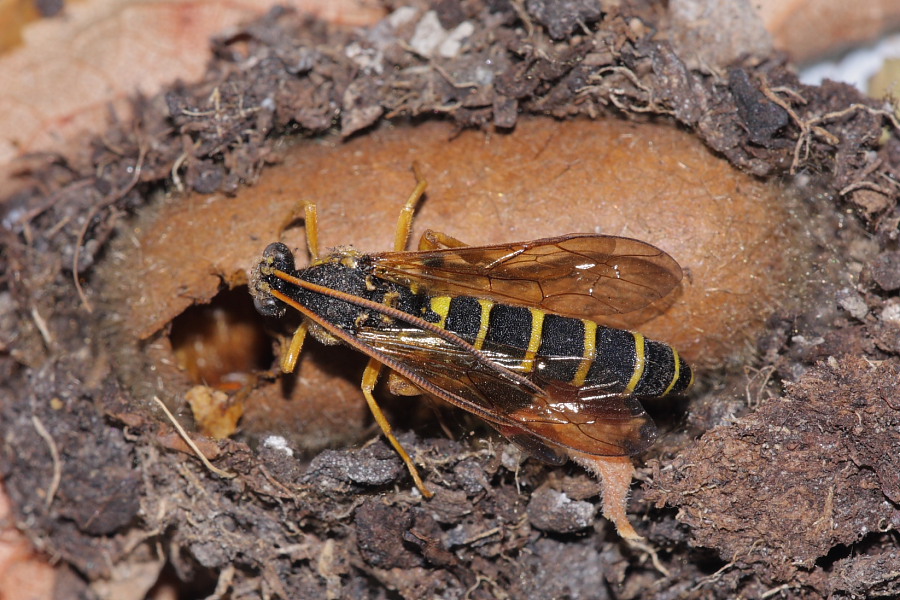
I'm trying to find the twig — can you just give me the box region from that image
[171,149,189,194]
[579,66,674,116]
[152,396,236,479]
[758,81,818,173]
[31,416,62,509]
[760,583,793,598]
[628,538,671,577]
[761,81,900,174]
[29,307,53,348]
[15,180,93,231]
[691,540,763,591]
[744,364,777,409]
[461,526,501,546]
[205,565,236,600]
[691,558,736,591]
[809,102,900,132]
[839,162,900,198]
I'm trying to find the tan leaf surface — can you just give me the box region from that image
[0,0,384,180]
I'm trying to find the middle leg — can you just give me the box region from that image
[361,358,434,498]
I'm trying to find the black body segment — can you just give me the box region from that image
[670,352,693,395]
[535,314,585,383]
[483,304,533,360]
[293,261,372,332]
[444,296,486,340]
[632,339,675,397]
[587,328,640,394]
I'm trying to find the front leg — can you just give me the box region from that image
[280,322,308,373]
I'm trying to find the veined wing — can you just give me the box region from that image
[370,233,682,320]
[355,325,658,458]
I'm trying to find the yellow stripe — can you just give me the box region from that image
[624,332,646,394]
[572,320,597,387]
[429,296,451,328]
[661,347,682,396]
[521,308,545,373]
[473,299,494,350]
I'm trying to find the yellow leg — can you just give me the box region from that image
[362,359,433,497]
[304,201,320,261]
[418,229,469,250]
[276,205,303,240]
[280,321,308,373]
[387,371,422,397]
[393,163,428,252]
[275,200,320,261]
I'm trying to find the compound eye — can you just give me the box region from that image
[249,242,296,318]
[252,293,286,318]
[262,242,296,273]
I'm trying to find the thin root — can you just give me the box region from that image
[153,396,236,479]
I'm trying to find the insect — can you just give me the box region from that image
[249,165,692,538]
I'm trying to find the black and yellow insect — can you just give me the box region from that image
[249,166,692,506]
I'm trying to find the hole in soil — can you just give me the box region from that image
[169,287,273,388]
[146,561,217,600]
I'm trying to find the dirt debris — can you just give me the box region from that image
[650,357,900,580]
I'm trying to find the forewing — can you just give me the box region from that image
[355,326,657,457]
[370,234,682,320]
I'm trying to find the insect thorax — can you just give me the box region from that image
[297,256,429,336]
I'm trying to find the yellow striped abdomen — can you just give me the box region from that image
[427,295,692,398]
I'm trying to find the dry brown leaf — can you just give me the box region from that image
[0,0,384,177]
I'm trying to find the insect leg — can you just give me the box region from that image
[387,371,423,396]
[361,358,434,497]
[418,229,469,250]
[392,162,428,252]
[304,201,320,261]
[280,321,309,373]
[275,201,320,261]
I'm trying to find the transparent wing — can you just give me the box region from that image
[356,326,658,458]
[370,234,682,320]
